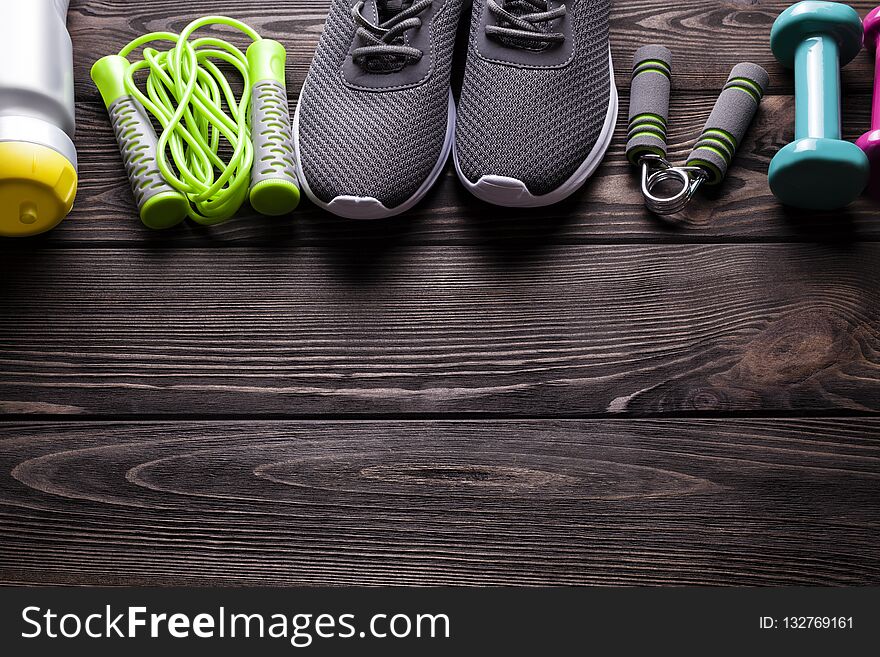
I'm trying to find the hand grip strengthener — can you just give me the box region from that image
[627,46,770,215]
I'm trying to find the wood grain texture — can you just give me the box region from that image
[0,244,877,417]
[69,0,880,97]
[0,0,877,590]
[0,419,877,586]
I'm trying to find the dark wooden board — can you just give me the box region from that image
[70,0,880,96]
[0,244,877,417]
[1,419,877,586]
[1,0,877,590]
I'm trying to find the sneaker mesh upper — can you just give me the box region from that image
[456,0,612,196]
[297,0,462,209]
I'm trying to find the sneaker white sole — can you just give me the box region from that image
[454,51,618,208]
[293,91,456,220]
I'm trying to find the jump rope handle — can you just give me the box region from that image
[627,45,673,165]
[92,41,300,229]
[91,56,191,230]
[686,63,770,184]
[245,40,301,216]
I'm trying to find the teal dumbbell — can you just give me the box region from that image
[768,1,869,210]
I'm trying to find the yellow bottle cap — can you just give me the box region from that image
[0,141,77,237]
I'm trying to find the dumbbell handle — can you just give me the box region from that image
[858,7,880,199]
[795,35,842,140]
[871,46,880,132]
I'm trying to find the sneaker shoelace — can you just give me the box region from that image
[486,0,567,50]
[352,0,434,72]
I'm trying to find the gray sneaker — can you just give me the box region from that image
[294,0,462,219]
[454,0,617,207]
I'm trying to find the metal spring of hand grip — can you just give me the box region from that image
[639,154,707,216]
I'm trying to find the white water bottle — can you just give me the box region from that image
[0,0,77,237]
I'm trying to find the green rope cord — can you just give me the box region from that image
[119,17,262,225]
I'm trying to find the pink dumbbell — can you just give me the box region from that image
[858,6,880,199]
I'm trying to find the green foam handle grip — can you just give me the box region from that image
[627,45,673,165]
[91,56,190,229]
[686,63,770,185]
[246,40,300,216]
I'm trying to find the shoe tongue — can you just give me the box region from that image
[378,0,413,23]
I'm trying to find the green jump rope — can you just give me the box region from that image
[91,16,300,229]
